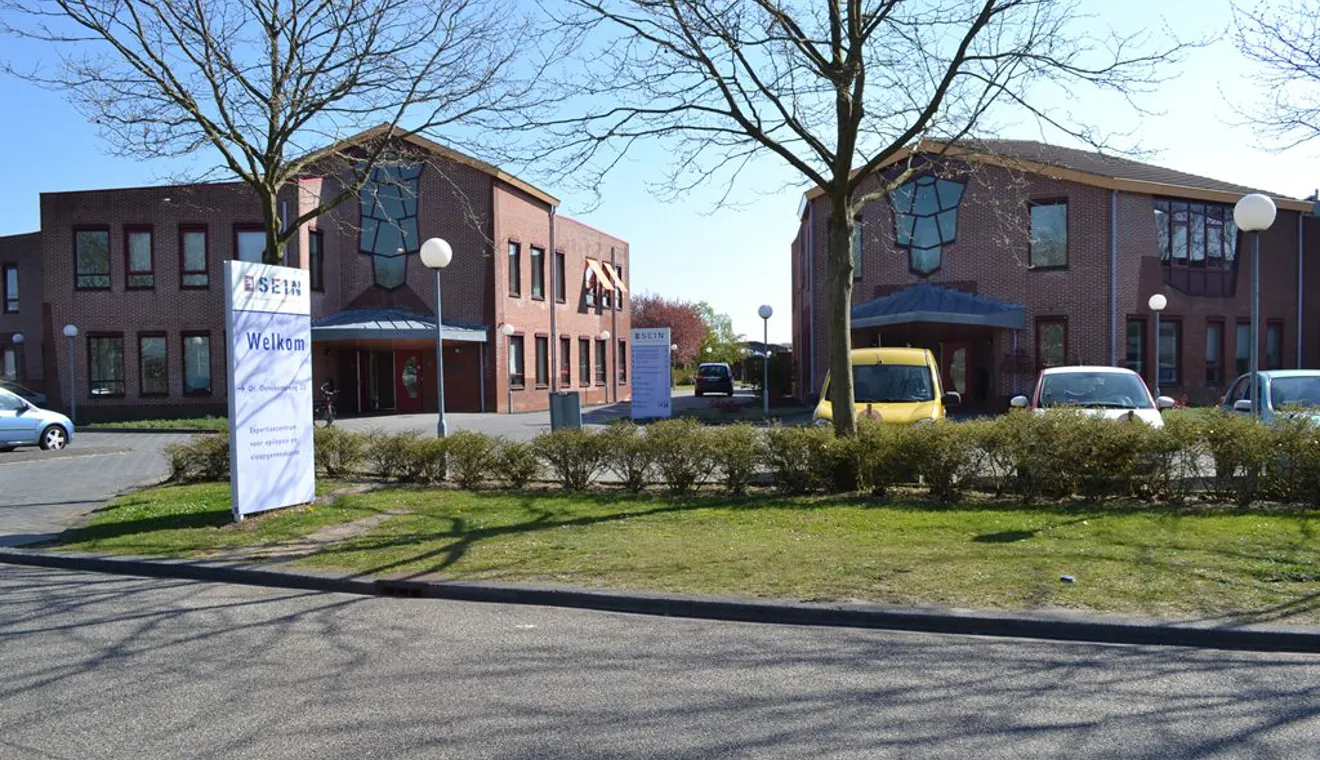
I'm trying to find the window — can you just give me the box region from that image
[1153,199,1238,297]
[618,340,627,383]
[554,252,566,303]
[508,335,525,388]
[595,339,607,384]
[180,226,209,288]
[1036,319,1067,369]
[613,265,625,310]
[308,231,324,292]
[1159,320,1181,387]
[560,336,571,386]
[534,335,549,387]
[890,175,965,275]
[235,227,265,263]
[508,241,522,297]
[182,332,212,395]
[1236,321,1251,376]
[88,334,125,397]
[1266,321,1284,369]
[1,346,14,380]
[124,227,154,289]
[531,246,545,299]
[1125,318,1146,378]
[2,264,17,313]
[1205,320,1224,386]
[139,334,168,396]
[75,228,111,289]
[853,217,863,280]
[1029,200,1068,268]
[579,338,590,386]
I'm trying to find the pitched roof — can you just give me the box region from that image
[311,308,488,343]
[851,283,1025,329]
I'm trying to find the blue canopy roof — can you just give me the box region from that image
[851,283,1025,329]
[311,309,488,342]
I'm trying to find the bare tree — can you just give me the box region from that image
[1235,0,1320,150]
[1,0,541,264]
[527,0,1190,435]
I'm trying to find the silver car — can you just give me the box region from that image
[0,388,74,451]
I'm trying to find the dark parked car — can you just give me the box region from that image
[695,363,734,397]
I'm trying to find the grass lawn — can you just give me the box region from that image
[52,483,1320,624]
[88,416,229,431]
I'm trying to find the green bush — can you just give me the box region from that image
[1137,414,1206,504]
[1052,414,1155,501]
[493,439,541,489]
[366,430,423,478]
[707,424,764,496]
[404,437,448,484]
[991,411,1073,501]
[598,421,656,493]
[164,434,230,483]
[763,425,833,494]
[907,422,979,501]
[445,431,497,489]
[647,418,715,495]
[1202,411,1274,507]
[314,427,368,477]
[534,428,606,491]
[1264,417,1320,508]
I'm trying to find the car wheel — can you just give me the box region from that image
[0,447,14,453]
[695,390,703,397]
[39,425,68,451]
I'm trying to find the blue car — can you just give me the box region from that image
[1221,370,1320,423]
[0,387,74,451]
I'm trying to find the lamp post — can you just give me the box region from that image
[758,305,773,415]
[420,238,453,438]
[10,332,23,382]
[499,322,516,413]
[1147,294,1167,398]
[601,330,611,402]
[1234,193,1277,418]
[62,324,78,423]
[670,343,678,389]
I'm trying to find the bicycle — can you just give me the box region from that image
[316,390,340,428]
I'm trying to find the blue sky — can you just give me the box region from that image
[1,0,1316,343]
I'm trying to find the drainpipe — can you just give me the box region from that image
[610,245,619,403]
[549,206,558,392]
[1298,212,1304,367]
[1110,190,1119,366]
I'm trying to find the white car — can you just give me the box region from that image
[1011,366,1174,428]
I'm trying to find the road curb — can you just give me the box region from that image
[81,427,222,435]
[4,548,1320,654]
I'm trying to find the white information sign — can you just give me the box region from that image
[630,327,672,420]
[225,261,315,520]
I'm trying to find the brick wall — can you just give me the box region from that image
[0,231,42,388]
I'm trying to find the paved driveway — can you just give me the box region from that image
[0,432,192,546]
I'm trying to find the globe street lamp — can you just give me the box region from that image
[420,238,453,438]
[499,322,516,414]
[11,332,23,383]
[670,343,678,389]
[1234,193,1277,417]
[1147,294,1167,398]
[758,305,774,415]
[62,324,78,423]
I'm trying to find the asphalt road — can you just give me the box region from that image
[3,565,1320,760]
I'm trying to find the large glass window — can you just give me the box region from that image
[182,333,211,395]
[139,334,167,396]
[1036,319,1067,369]
[509,335,525,388]
[531,246,545,299]
[595,340,607,384]
[618,340,628,383]
[560,336,571,386]
[1153,199,1238,297]
[1029,201,1068,268]
[3,264,17,313]
[88,334,125,396]
[535,335,549,387]
[75,229,111,289]
[508,241,521,297]
[579,338,591,386]
[180,226,208,288]
[358,163,422,289]
[1125,318,1146,378]
[554,252,566,303]
[235,228,265,263]
[1236,322,1251,376]
[1205,321,1224,386]
[1266,321,1283,369]
[308,231,324,292]
[890,175,964,276]
[125,228,154,289]
[2,347,16,380]
[1159,320,1181,387]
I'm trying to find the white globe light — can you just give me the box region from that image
[11,332,23,344]
[62,324,78,338]
[499,323,515,337]
[758,304,773,320]
[601,330,611,340]
[1147,293,1167,312]
[420,237,453,269]
[1233,193,1277,232]
[670,343,677,351]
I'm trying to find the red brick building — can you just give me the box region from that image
[0,129,631,420]
[792,142,1320,410]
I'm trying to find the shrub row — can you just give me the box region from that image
[161,412,1320,508]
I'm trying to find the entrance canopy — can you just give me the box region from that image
[852,283,1025,330]
[311,308,488,343]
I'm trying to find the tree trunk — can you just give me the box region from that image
[826,200,857,437]
[259,184,286,266]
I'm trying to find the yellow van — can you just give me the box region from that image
[812,348,959,425]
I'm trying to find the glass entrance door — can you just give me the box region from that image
[369,351,396,411]
[395,351,424,413]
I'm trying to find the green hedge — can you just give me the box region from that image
[160,412,1320,507]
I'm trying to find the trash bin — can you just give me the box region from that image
[549,391,582,431]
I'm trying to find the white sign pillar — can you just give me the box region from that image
[225,261,315,520]
[630,327,672,420]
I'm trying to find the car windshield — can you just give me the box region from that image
[1270,377,1320,409]
[1039,371,1152,409]
[698,366,729,378]
[0,388,25,409]
[853,364,934,403]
